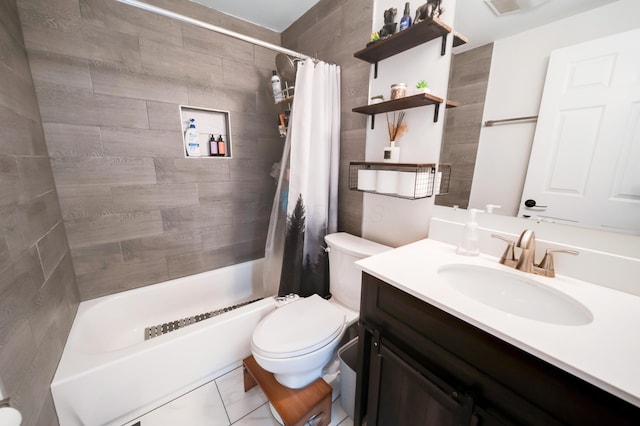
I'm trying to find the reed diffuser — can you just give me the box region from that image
[383,111,405,163]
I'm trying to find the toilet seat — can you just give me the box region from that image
[252,294,345,359]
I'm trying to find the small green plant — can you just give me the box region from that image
[416,80,428,89]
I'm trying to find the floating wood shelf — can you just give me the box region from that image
[353,93,459,128]
[354,18,452,78]
[453,31,468,48]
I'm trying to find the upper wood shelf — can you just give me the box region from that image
[353,92,444,115]
[354,17,452,64]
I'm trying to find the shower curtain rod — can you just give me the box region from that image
[114,0,314,61]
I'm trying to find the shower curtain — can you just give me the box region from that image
[263,59,341,298]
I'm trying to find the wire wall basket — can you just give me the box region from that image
[349,162,451,200]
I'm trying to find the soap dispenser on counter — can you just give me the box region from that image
[456,208,484,256]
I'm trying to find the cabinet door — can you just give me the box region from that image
[366,336,475,426]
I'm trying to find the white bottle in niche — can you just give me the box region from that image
[185,118,200,156]
[271,70,283,103]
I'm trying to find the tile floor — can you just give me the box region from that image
[123,363,354,426]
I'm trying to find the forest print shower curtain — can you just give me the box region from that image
[264,59,341,298]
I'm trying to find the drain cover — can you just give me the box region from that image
[144,298,263,340]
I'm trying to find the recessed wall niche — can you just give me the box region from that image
[179,105,232,158]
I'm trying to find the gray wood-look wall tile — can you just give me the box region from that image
[1,2,79,424]
[182,25,254,64]
[17,191,61,247]
[0,157,20,208]
[186,84,259,115]
[0,60,42,121]
[101,127,183,158]
[198,181,274,204]
[161,204,234,233]
[70,241,122,275]
[56,184,113,220]
[154,157,229,183]
[51,157,157,186]
[121,231,202,263]
[36,84,150,129]
[16,156,56,203]
[65,211,164,248]
[90,59,189,105]
[36,221,69,279]
[27,49,93,91]
[147,101,181,131]
[0,0,22,43]
[75,258,168,300]
[437,44,493,209]
[95,93,150,129]
[0,207,23,270]
[228,158,273,182]
[79,0,184,47]
[42,122,103,158]
[0,104,47,156]
[111,183,199,212]
[0,20,32,79]
[139,37,223,84]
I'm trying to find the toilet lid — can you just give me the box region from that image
[252,294,345,359]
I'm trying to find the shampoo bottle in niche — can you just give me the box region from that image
[399,2,412,31]
[456,208,484,256]
[209,134,218,156]
[217,135,227,156]
[185,118,200,156]
[271,70,283,103]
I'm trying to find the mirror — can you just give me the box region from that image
[436,0,640,235]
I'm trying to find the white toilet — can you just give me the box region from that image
[251,232,390,389]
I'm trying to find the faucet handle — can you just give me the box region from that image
[491,234,517,267]
[537,249,579,277]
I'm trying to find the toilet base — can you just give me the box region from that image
[243,355,332,426]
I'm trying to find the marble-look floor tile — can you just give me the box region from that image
[232,403,281,426]
[216,366,268,423]
[124,380,229,426]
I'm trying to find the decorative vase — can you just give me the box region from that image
[383,141,400,163]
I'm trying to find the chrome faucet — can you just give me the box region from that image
[492,230,578,277]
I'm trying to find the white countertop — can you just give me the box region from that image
[356,238,640,407]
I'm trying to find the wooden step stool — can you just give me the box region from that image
[243,355,332,426]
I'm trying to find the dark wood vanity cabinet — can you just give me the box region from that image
[354,273,640,425]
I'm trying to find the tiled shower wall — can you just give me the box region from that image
[282,0,372,236]
[0,0,80,423]
[436,43,493,208]
[18,0,284,300]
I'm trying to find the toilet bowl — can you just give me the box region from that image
[251,232,390,390]
[251,294,346,388]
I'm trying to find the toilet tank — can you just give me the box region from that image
[324,233,391,311]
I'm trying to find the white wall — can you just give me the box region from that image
[469,0,640,216]
[362,0,457,246]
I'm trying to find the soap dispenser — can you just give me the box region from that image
[456,208,484,256]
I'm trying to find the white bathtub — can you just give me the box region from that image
[52,259,275,426]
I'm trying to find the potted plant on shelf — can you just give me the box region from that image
[415,80,431,94]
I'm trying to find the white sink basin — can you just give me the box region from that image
[437,264,593,326]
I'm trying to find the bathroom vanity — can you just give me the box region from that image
[354,239,640,425]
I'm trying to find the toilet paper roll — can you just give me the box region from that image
[0,407,22,426]
[376,170,399,194]
[357,169,377,191]
[397,172,417,197]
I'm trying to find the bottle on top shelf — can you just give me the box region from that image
[399,2,412,31]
